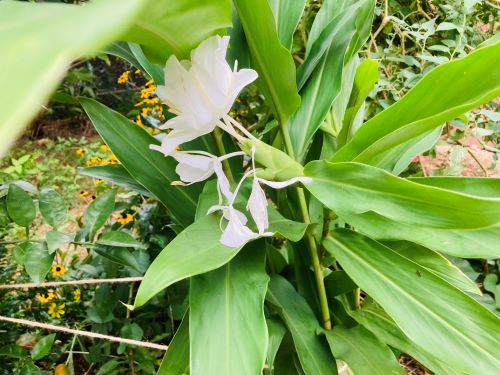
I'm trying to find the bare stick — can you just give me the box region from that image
[0,277,143,290]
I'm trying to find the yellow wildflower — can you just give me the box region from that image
[95,179,104,185]
[135,115,144,127]
[52,264,65,277]
[75,148,86,156]
[79,191,89,198]
[73,289,81,302]
[48,303,65,319]
[99,144,110,152]
[145,79,154,86]
[141,107,152,116]
[117,70,130,84]
[85,156,102,166]
[37,292,55,304]
[134,69,141,75]
[117,213,133,225]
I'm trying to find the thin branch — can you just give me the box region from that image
[0,277,143,290]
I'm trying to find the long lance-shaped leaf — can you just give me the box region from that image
[134,214,244,308]
[332,39,500,165]
[190,243,268,375]
[80,98,200,227]
[122,0,231,63]
[233,0,300,124]
[340,211,500,258]
[269,0,306,50]
[408,176,500,198]
[324,229,500,374]
[267,275,337,375]
[0,0,145,156]
[304,161,500,229]
[157,313,189,375]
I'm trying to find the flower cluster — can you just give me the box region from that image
[149,36,309,248]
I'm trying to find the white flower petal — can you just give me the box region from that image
[220,207,258,248]
[247,179,269,234]
[257,176,312,189]
[212,160,233,201]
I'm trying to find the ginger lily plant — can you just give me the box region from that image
[3,0,499,374]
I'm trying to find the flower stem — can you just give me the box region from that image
[212,127,235,183]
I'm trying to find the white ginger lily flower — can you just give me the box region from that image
[171,150,245,202]
[150,35,258,156]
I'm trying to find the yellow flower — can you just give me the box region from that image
[85,156,102,166]
[52,264,65,277]
[75,148,86,156]
[134,69,141,75]
[145,79,154,86]
[95,179,104,185]
[135,114,144,127]
[48,303,65,319]
[101,154,119,165]
[117,213,133,225]
[117,70,130,84]
[73,289,81,302]
[37,292,55,304]
[79,191,89,198]
[99,144,110,152]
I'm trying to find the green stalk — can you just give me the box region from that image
[212,127,235,183]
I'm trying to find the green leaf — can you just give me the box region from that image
[324,325,405,375]
[385,241,480,295]
[81,98,199,227]
[39,188,67,227]
[24,243,54,285]
[0,0,145,155]
[234,0,300,124]
[0,344,27,359]
[266,317,287,374]
[332,40,500,167]
[340,211,500,258]
[290,0,374,160]
[46,230,75,254]
[6,184,35,227]
[351,302,465,375]
[323,229,500,374]
[268,207,308,242]
[31,334,55,361]
[134,214,244,308]
[81,189,116,240]
[122,0,231,63]
[94,245,141,272]
[190,243,268,375]
[304,161,500,229]
[78,165,156,199]
[157,313,189,375]
[337,58,378,147]
[95,360,119,375]
[267,275,337,375]
[97,231,142,248]
[269,0,305,50]
[324,271,357,298]
[408,176,500,198]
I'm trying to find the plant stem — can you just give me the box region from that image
[296,188,332,330]
[212,127,235,183]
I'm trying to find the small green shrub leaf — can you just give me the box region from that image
[6,184,35,227]
[31,334,55,361]
[39,189,67,227]
[24,242,54,284]
[97,231,142,248]
[81,188,116,241]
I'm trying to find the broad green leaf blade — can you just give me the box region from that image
[234,0,300,124]
[324,325,405,375]
[46,230,75,254]
[6,184,35,228]
[82,189,116,241]
[96,231,142,249]
[384,241,480,295]
[190,243,269,375]
[267,275,337,375]
[304,161,500,229]
[337,58,378,147]
[332,40,500,166]
[78,165,155,199]
[157,313,189,375]
[351,302,466,375]
[269,0,306,50]
[268,207,308,242]
[24,243,54,284]
[324,271,357,298]
[81,98,200,227]
[123,0,231,63]
[408,176,500,198]
[324,229,500,374]
[266,317,287,374]
[289,0,374,160]
[0,0,145,155]
[39,189,67,228]
[134,214,243,308]
[31,334,55,361]
[340,211,500,258]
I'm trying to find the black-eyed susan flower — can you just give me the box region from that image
[52,264,65,277]
[95,179,104,185]
[134,69,141,75]
[75,148,86,156]
[117,70,130,84]
[37,292,55,304]
[73,289,81,302]
[99,144,110,152]
[48,303,65,318]
[79,191,89,198]
[85,156,102,166]
[117,213,133,225]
